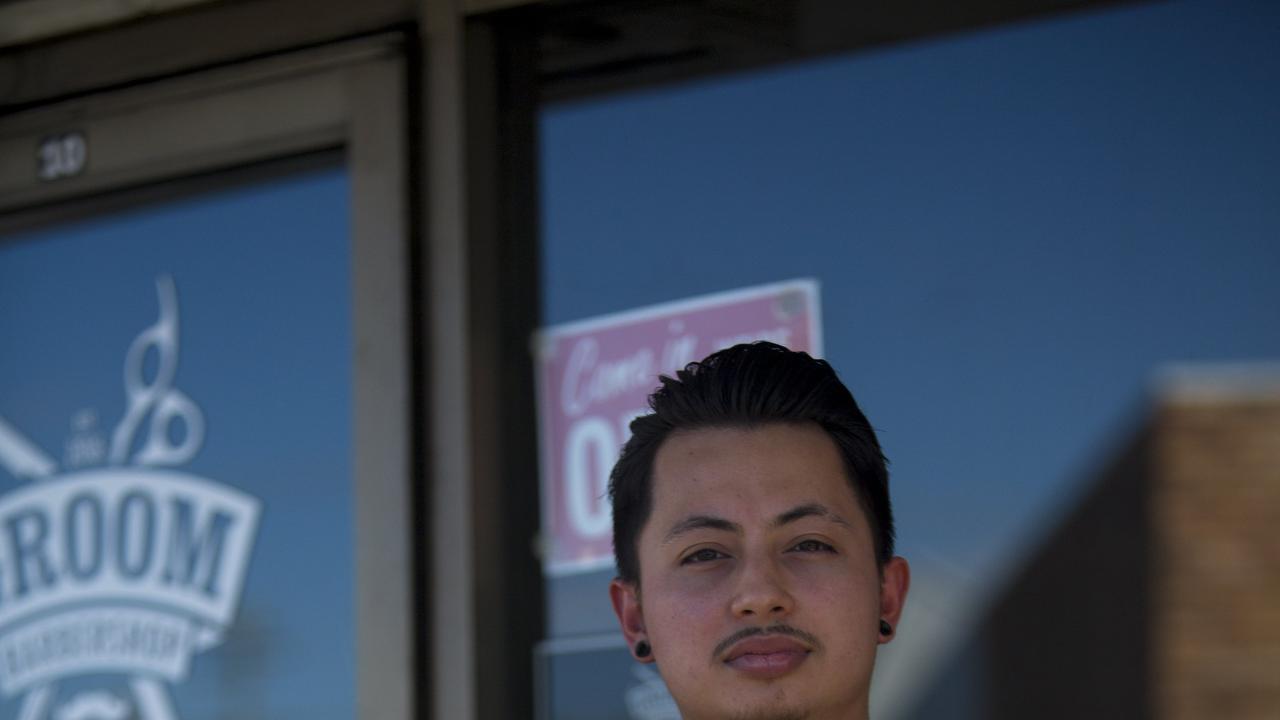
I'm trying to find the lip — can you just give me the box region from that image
[722,636,811,679]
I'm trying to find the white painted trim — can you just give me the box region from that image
[536,278,821,342]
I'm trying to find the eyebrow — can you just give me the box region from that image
[662,502,852,544]
[775,502,853,529]
[663,515,740,544]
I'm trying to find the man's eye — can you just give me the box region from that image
[790,539,836,554]
[682,548,727,565]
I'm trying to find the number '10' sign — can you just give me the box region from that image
[535,280,821,576]
[37,132,88,181]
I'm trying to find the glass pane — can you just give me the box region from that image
[538,0,1280,717]
[0,165,354,719]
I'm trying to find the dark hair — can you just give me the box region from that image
[608,341,894,585]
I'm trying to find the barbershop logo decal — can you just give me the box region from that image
[0,277,261,720]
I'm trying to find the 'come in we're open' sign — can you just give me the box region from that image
[534,279,822,576]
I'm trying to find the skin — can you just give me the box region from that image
[611,423,910,720]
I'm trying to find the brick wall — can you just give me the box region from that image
[1151,385,1280,719]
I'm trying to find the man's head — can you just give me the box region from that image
[611,342,896,585]
[608,342,909,720]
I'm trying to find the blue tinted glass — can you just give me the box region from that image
[540,0,1280,713]
[0,165,354,719]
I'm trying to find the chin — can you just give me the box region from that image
[674,688,810,720]
[721,707,809,720]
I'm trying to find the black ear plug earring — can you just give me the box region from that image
[879,620,892,636]
[635,640,652,658]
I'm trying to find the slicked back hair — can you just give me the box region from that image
[609,341,894,586]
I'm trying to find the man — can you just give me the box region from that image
[609,341,909,720]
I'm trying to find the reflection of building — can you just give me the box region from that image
[903,367,1280,719]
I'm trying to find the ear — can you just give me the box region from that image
[610,578,654,663]
[877,556,910,645]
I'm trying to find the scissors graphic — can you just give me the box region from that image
[108,276,204,467]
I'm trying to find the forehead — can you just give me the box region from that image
[648,423,861,524]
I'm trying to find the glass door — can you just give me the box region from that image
[0,37,413,720]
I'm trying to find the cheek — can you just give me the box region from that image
[644,577,724,656]
[789,559,882,621]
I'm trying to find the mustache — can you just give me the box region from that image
[712,624,821,660]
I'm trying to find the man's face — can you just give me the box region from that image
[611,423,909,720]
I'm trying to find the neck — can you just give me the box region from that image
[703,702,870,720]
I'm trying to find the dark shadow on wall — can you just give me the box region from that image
[901,427,1152,720]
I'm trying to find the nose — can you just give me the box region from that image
[729,554,794,619]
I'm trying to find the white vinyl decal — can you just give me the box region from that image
[0,277,261,720]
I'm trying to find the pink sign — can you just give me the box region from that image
[535,279,822,575]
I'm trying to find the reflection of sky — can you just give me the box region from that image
[541,0,1280,638]
[0,166,354,718]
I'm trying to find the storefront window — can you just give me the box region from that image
[536,0,1280,716]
